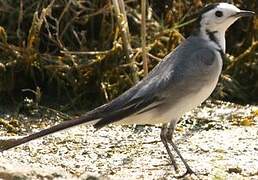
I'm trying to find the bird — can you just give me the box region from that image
[0,2,255,178]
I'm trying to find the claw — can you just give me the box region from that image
[175,169,194,179]
[174,168,200,180]
[172,160,179,172]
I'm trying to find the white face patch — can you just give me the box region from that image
[200,3,241,32]
[199,3,242,52]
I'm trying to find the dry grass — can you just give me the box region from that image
[0,0,256,112]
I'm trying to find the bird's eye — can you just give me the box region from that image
[215,11,223,17]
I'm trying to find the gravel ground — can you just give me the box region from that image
[0,100,258,180]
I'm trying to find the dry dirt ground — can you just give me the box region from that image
[0,101,258,180]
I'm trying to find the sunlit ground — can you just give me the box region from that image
[0,100,258,179]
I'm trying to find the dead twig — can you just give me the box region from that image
[0,118,17,133]
[27,0,55,49]
[225,41,258,72]
[141,0,149,76]
[112,0,139,82]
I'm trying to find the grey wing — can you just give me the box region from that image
[85,49,183,128]
[91,73,171,129]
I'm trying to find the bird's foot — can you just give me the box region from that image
[174,167,200,179]
[171,161,179,173]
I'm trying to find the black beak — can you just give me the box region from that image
[234,10,255,18]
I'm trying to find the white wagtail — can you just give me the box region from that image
[0,2,255,178]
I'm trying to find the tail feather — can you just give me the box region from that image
[0,115,96,152]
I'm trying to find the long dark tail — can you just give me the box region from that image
[0,94,159,151]
[0,115,95,152]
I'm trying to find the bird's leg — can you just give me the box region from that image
[160,123,178,171]
[166,122,196,178]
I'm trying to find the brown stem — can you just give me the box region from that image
[141,0,149,76]
[112,0,139,82]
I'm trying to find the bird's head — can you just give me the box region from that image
[198,3,255,33]
[195,3,255,52]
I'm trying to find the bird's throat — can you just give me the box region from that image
[204,30,226,52]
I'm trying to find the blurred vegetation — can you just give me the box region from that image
[0,0,257,113]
